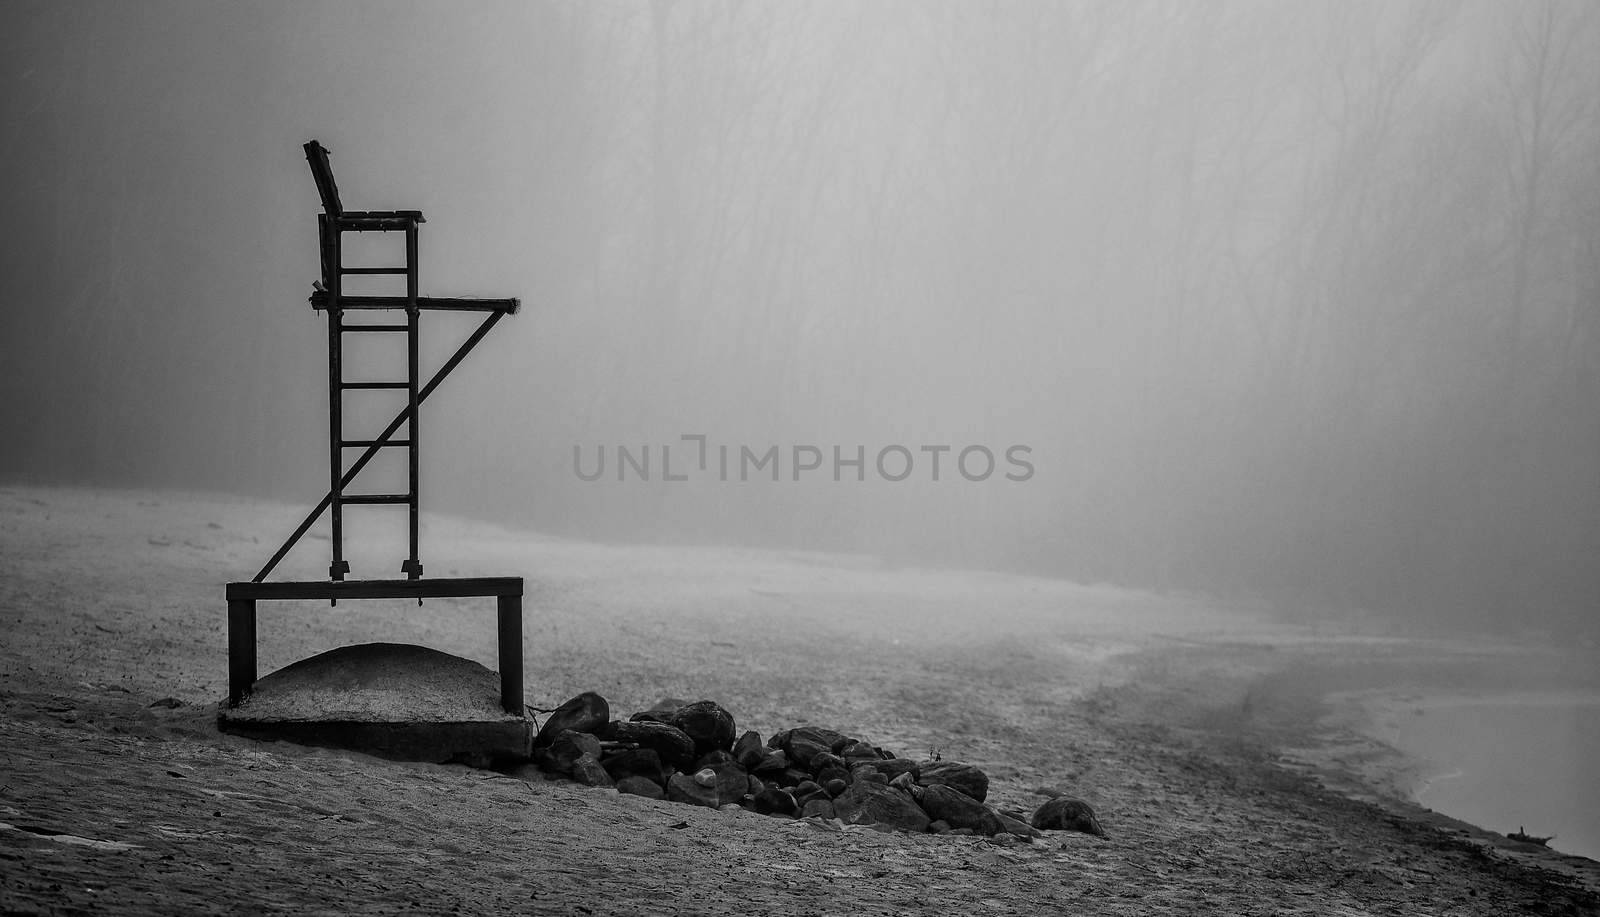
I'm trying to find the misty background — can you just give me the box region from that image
[3,1,1598,637]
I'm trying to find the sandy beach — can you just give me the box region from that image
[1,484,1596,915]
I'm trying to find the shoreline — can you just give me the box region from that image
[1272,663,1600,895]
[1334,688,1600,854]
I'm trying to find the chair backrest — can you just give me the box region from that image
[303,140,343,216]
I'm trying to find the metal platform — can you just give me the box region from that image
[225,577,525,713]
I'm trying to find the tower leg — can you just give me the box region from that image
[227,598,257,706]
[497,593,522,714]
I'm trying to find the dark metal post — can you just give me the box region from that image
[227,598,257,706]
[323,214,348,581]
[497,593,522,714]
[403,220,422,579]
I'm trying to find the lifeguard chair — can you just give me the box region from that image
[224,141,526,715]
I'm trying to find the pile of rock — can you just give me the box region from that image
[528,693,1106,840]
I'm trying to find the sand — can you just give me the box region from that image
[0,484,1596,915]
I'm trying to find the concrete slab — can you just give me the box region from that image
[217,642,532,763]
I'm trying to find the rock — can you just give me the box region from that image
[747,775,765,797]
[601,720,696,768]
[928,819,952,834]
[546,729,603,774]
[665,700,737,755]
[777,768,811,788]
[860,758,920,781]
[532,692,609,748]
[815,765,851,787]
[852,765,889,785]
[601,747,667,787]
[732,730,766,769]
[616,776,665,800]
[822,778,848,797]
[791,780,827,807]
[666,772,721,808]
[753,787,798,817]
[831,780,930,833]
[918,784,1005,836]
[917,760,989,803]
[838,741,880,762]
[800,798,836,820]
[808,752,846,776]
[694,749,737,771]
[888,772,918,793]
[692,768,718,788]
[630,697,692,723]
[751,750,790,775]
[779,726,848,768]
[570,753,614,788]
[1031,797,1106,837]
[710,762,751,806]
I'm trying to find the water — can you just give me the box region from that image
[1376,694,1600,861]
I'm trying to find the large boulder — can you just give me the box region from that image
[752,787,798,817]
[778,726,847,769]
[917,760,989,803]
[569,753,614,788]
[917,784,1005,836]
[800,798,836,820]
[732,730,767,769]
[665,700,737,756]
[751,750,790,775]
[543,729,603,775]
[601,720,696,768]
[703,761,752,807]
[858,757,920,782]
[1031,797,1107,837]
[601,747,667,787]
[831,780,930,833]
[532,692,610,748]
[838,741,882,764]
[666,772,720,808]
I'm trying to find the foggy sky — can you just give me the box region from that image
[3,1,1598,636]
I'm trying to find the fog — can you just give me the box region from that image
[3,1,1598,636]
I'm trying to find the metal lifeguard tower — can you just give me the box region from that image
[225,141,525,714]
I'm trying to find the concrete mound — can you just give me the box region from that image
[218,642,531,763]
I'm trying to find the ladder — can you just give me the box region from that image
[250,141,519,585]
[312,143,425,582]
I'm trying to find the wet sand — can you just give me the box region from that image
[1,484,1596,915]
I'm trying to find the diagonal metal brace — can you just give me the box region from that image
[253,310,509,583]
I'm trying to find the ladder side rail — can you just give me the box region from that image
[322,214,349,581]
[251,310,509,583]
[403,221,422,579]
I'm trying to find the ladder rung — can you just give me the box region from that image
[341,440,412,448]
[311,292,518,314]
[340,381,411,390]
[339,266,411,275]
[339,494,413,505]
[340,323,410,333]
